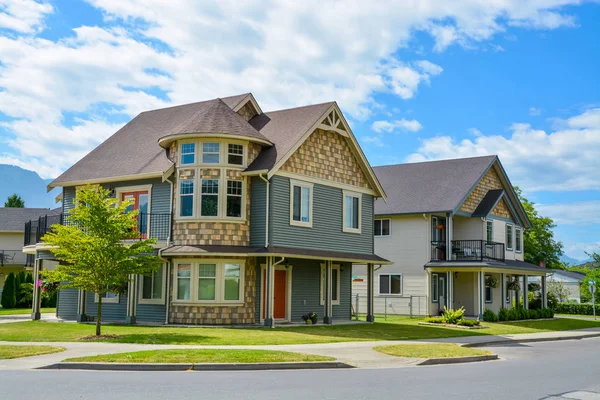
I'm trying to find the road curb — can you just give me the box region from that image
[462,332,600,348]
[38,361,355,372]
[418,354,498,366]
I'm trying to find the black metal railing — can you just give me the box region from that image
[24,212,172,245]
[0,250,34,266]
[431,240,505,262]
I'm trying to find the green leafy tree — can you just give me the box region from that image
[25,272,33,284]
[1,273,17,309]
[13,272,22,306]
[514,187,564,269]
[43,185,161,336]
[4,194,25,208]
[577,251,600,304]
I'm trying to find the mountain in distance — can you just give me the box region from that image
[0,164,60,209]
[560,254,594,267]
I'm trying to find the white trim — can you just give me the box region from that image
[431,273,439,303]
[95,291,120,304]
[484,273,493,303]
[377,273,403,296]
[276,171,377,196]
[232,93,263,115]
[201,141,221,165]
[115,185,152,239]
[506,223,514,251]
[486,219,493,242]
[172,258,245,305]
[138,264,167,305]
[260,263,293,322]
[158,133,272,149]
[49,172,164,190]
[342,190,362,234]
[179,141,197,166]
[515,227,522,253]
[199,177,220,217]
[374,218,391,237]
[289,179,313,228]
[319,263,341,306]
[176,175,196,219]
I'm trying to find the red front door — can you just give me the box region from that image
[262,269,287,320]
[121,191,149,238]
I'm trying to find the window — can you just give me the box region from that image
[140,266,164,304]
[505,275,511,304]
[174,261,244,304]
[290,180,312,227]
[198,264,216,301]
[202,142,220,164]
[432,273,439,303]
[226,181,243,218]
[228,144,244,165]
[506,223,513,250]
[176,264,192,300]
[486,220,493,243]
[96,290,119,303]
[180,143,195,165]
[320,264,340,305]
[374,219,391,236]
[515,228,522,253]
[201,179,219,217]
[343,191,361,233]
[485,274,492,303]
[179,180,194,217]
[379,274,402,295]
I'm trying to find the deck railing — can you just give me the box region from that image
[0,250,34,266]
[430,239,505,262]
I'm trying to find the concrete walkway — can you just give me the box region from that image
[0,313,59,324]
[1,327,600,370]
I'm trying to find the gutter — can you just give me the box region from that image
[259,173,270,248]
[160,176,174,325]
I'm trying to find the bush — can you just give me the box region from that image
[528,309,539,319]
[25,272,33,284]
[507,308,519,321]
[442,306,466,325]
[457,319,480,327]
[424,317,445,324]
[539,308,554,318]
[1,273,17,309]
[553,303,596,316]
[482,309,498,322]
[498,308,509,321]
[19,283,33,308]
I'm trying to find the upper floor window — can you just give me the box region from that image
[179,180,194,217]
[486,220,493,242]
[181,143,195,165]
[226,180,243,218]
[202,143,220,164]
[375,219,391,237]
[343,191,361,234]
[506,223,513,250]
[228,144,244,165]
[379,273,402,295]
[201,179,219,217]
[290,180,313,227]
[515,228,522,253]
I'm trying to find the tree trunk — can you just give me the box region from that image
[96,295,102,336]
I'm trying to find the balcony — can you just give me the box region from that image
[0,250,34,267]
[24,212,172,246]
[431,240,505,263]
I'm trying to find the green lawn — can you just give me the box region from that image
[65,349,334,363]
[0,345,65,359]
[0,308,55,316]
[374,343,491,358]
[0,316,599,345]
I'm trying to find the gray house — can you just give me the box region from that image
[24,93,389,325]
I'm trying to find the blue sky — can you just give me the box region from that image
[0,0,599,261]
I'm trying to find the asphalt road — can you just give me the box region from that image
[2,338,600,400]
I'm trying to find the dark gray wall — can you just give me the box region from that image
[56,288,78,321]
[249,177,267,247]
[269,176,374,254]
[135,272,168,324]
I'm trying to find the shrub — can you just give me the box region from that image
[13,272,22,306]
[498,308,509,322]
[25,272,33,284]
[424,317,445,324]
[539,308,554,318]
[507,308,519,321]
[553,303,596,316]
[442,306,466,324]
[528,309,539,319]
[1,273,17,309]
[457,319,480,327]
[482,309,498,322]
[19,283,33,308]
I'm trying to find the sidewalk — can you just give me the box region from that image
[1,327,600,370]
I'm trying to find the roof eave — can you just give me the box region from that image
[158,132,273,149]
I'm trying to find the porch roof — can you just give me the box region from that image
[161,245,391,264]
[425,259,547,274]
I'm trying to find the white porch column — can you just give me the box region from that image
[477,270,484,319]
[31,258,41,321]
[264,256,274,327]
[501,273,506,309]
[366,263,374,322]
[541,275,548,308]
[126,274,137,324]
[448,271,454,309]
[523,275,529,309]
[323,260,333,324]
[446,213,453,261]
[76,290,87,322]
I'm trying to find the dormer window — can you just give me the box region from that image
[202,143,220,164]
[228,144,244,165]
[181,143,195,165]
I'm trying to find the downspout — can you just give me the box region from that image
[161,177,174,325]
[259,173,270,248]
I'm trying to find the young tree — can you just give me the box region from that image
[547,280,572,303]
[578,251,600,303]
[514,187,564,269]
[1,273,17,309]
[43,185,161,336]
[4,194,25,208]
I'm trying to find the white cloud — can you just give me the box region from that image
[361,136,385,147]
[407,108,600,192]
[529,107,543,116]
[372,118,423,133]
[537,201,600,226]
[0,0,587,178]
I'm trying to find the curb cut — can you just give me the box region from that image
[462,332,600,348]
[418,354,498,366]
[38,361,355,372]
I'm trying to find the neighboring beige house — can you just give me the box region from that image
[547,270,585,303]
[353,155,548,318]
[0,207,60,289]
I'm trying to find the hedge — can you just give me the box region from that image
[553,303,598,316]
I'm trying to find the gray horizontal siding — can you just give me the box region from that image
[56,288,78,321]
[135,271,167,324]
[250,177,267,247]
[85,291,127,322]
[270,176,374,254]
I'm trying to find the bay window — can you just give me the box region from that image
[174,260,244,304]
[201,179,219,216]
[290,180,313,227]
[228,144,244,165]
[202,142,220,164]
[226,180,243,218]
[179,180,194,217]
[180,143,195,165]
